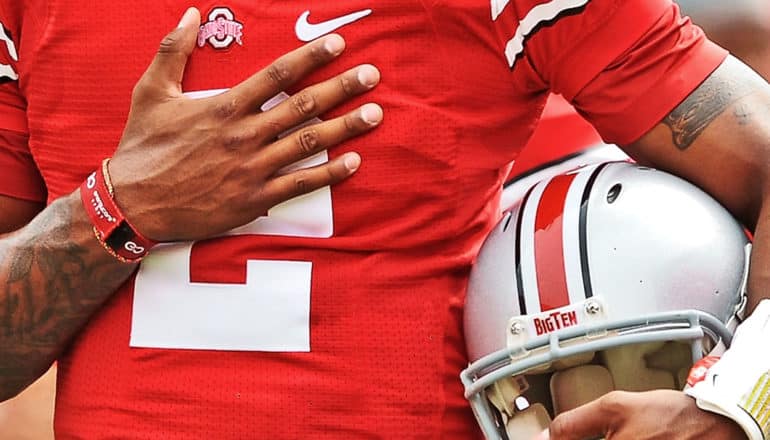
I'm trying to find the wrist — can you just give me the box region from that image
[80,159,157,262]
[106,158,163,241]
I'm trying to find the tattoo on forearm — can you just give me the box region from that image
[0,196,135,398]
[664,63,754,150]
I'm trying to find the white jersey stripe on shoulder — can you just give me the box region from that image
[0,23,18,61]
[491,0,512,21]
[504,0,590,67]
[0,64,17,80]
[0,22,18,81]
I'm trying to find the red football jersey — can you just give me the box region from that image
[509,94,603,179]
[0,0,725,438]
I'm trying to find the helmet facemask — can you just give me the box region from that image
[462,162,750,439]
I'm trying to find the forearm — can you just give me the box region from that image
[0,190,135,401]
[746,204,770,312]
[625,56,770,313]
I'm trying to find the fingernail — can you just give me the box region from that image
[532,429,550,440]
[177,7,197,29]
[324,34,345,56]
[344,153,361,172]
[357,64,380,87]
[360,103,383,125]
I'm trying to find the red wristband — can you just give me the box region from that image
[80,158,157,263]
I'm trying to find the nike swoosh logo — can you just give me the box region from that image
[295,9,372,42]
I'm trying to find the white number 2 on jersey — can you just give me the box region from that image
[130,91,332,352]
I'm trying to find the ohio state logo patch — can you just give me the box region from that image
[198,7,244,49]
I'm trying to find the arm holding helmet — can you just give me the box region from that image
[541,53,770,440]
[626,56,770,315]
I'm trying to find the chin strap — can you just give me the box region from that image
[684,299,770,440]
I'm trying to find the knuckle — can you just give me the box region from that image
[253,117,284,141]
[344,113,360,134]
[244,125,265,143]
[297,128,320,154]
[549,415,567,437]
[550,411,587,438]
[263,119,285,138]
[131,81,146,101]
[308,43,328,64]
[291,92,317,117]
[213,98,239,120]
[223,133,244,150]
[131,77,160,102]
[325,162,344,181]
[599,391,624,414]
[293,172,311,194]
[266,61,292,88]
[251,186,271,208]
[339,74,356,96]
[158,31,182,54]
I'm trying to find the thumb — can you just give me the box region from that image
[142,7,200,96]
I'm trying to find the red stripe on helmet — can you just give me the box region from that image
[534,173,576,311]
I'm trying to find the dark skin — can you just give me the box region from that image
[541,56,767,439]
[0,7,767,439]
[537,390,745,439]
[0,9,383,401]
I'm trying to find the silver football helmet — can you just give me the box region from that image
[462,162,751,439]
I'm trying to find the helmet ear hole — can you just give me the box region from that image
[606,183,622,203]
[550,365,614,415]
